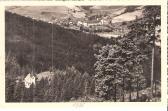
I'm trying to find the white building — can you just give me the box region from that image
[100,19,109,25]
[24,73,36,88]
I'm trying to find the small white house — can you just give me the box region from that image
[100,19,109,25]
[77,21,83,26]
[83,22,88,27]
[24,73,36,88]
[77,21,89,27]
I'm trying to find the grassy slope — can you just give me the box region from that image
[5,6,126,23]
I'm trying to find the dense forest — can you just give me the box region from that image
[5,11,110,76]
[5,6,161,102]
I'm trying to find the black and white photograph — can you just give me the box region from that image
[5,5,161,102]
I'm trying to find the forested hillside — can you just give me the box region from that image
[5,11,109,76]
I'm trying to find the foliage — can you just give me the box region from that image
[127,6,161,83]
[94,6,161,101]
[124,6,138,13]
[5,66,95,102]
[128,6,161,46]
[94,38,147,100]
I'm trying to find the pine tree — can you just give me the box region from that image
[143,6,161,92]
[94,36,147,101]
[128,6,161,92]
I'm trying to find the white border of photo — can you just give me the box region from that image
[0,0,167,110]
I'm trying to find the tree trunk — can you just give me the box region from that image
[20,86,24,102]
[151,45,154,96]
[122,77,125,102]
[136,77,139,101]
[129,80,132,102]
[114,83,117,102]
[33,84,36,102]
[154,80,157,97]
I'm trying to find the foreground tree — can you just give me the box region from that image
[94,37,147,101]
[94,6,160,101]
[128,6,161,90]
[143,6,161,90]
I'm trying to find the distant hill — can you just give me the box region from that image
[112,7,143,23]
[5,6,143,24]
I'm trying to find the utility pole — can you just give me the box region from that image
[151,16,156,96]
[51,22,54,72]
[32,18,35,74]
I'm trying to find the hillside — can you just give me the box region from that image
[5,6,143,26]
[5,6,143,21]
[112,9,143,23]
[5,11,109,76]
[5,6,145,39]
[5,6,160,81]
[5,6,123,21]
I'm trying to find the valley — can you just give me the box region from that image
[5,6,161,102]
